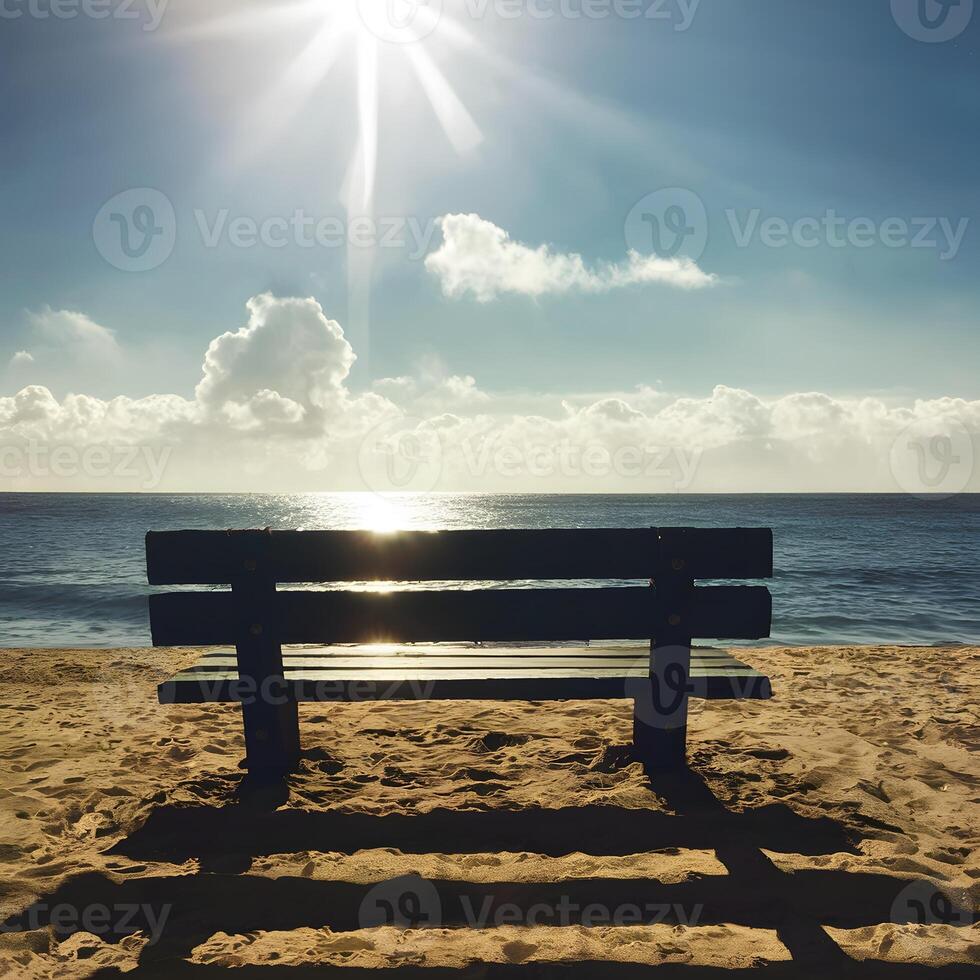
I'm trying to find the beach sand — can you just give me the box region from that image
[0,644,977,977]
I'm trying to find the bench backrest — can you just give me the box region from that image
[146,527,773,646]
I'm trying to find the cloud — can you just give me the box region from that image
[195,293,362,431]
[25,308,121,363]
[373,355,491,414]
[425,213,716,302]
[3,309,123,394]
[0,294,977,492]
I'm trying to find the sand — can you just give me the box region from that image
[0,644,977,977]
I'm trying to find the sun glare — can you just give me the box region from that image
[179,0,483,211]
[352,492,408,533]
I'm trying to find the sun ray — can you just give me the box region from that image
[355,30,380,212]
[227,28,347,171]
[404,42,483,155]
[167,0,324,41]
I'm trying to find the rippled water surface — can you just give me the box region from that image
[0,493,977,647]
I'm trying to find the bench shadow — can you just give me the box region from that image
[5,768,974,977]
[108,790,861,869]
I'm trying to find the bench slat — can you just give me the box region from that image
[145,527,773,585]
[192,657,744,667]
[183,652,749,670]
[165,666,768,679]
[159,659,772,704]
[192,645,742,660]
[149,585,772,646]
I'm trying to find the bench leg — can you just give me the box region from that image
[241,698,301,775]
[638,560,694,771]
[230,572,301,776]
[633,640,692,770]
[633,708,687,770]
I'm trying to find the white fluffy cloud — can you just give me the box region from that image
[24,308,122,363]
[0,293,977,493]
[195,293,363,432]
[425,213,716,301]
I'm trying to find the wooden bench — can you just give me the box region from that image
[147,527,774,775]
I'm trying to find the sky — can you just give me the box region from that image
[0,0,977,493]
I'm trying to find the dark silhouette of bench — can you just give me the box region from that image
[147,527,773,775]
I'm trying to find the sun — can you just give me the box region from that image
[175,0,483,213]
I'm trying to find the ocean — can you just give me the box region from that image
[0,492,977,648]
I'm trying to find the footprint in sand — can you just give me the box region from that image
[453,782,509,796]
[501,940,538,963]
[450,767,502,782]
[744,747,790,761]
[380,767,422,787]
[473,733,529,753]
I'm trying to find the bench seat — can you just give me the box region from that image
[159,645,772,704]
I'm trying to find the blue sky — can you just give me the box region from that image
[0,0,977,492]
